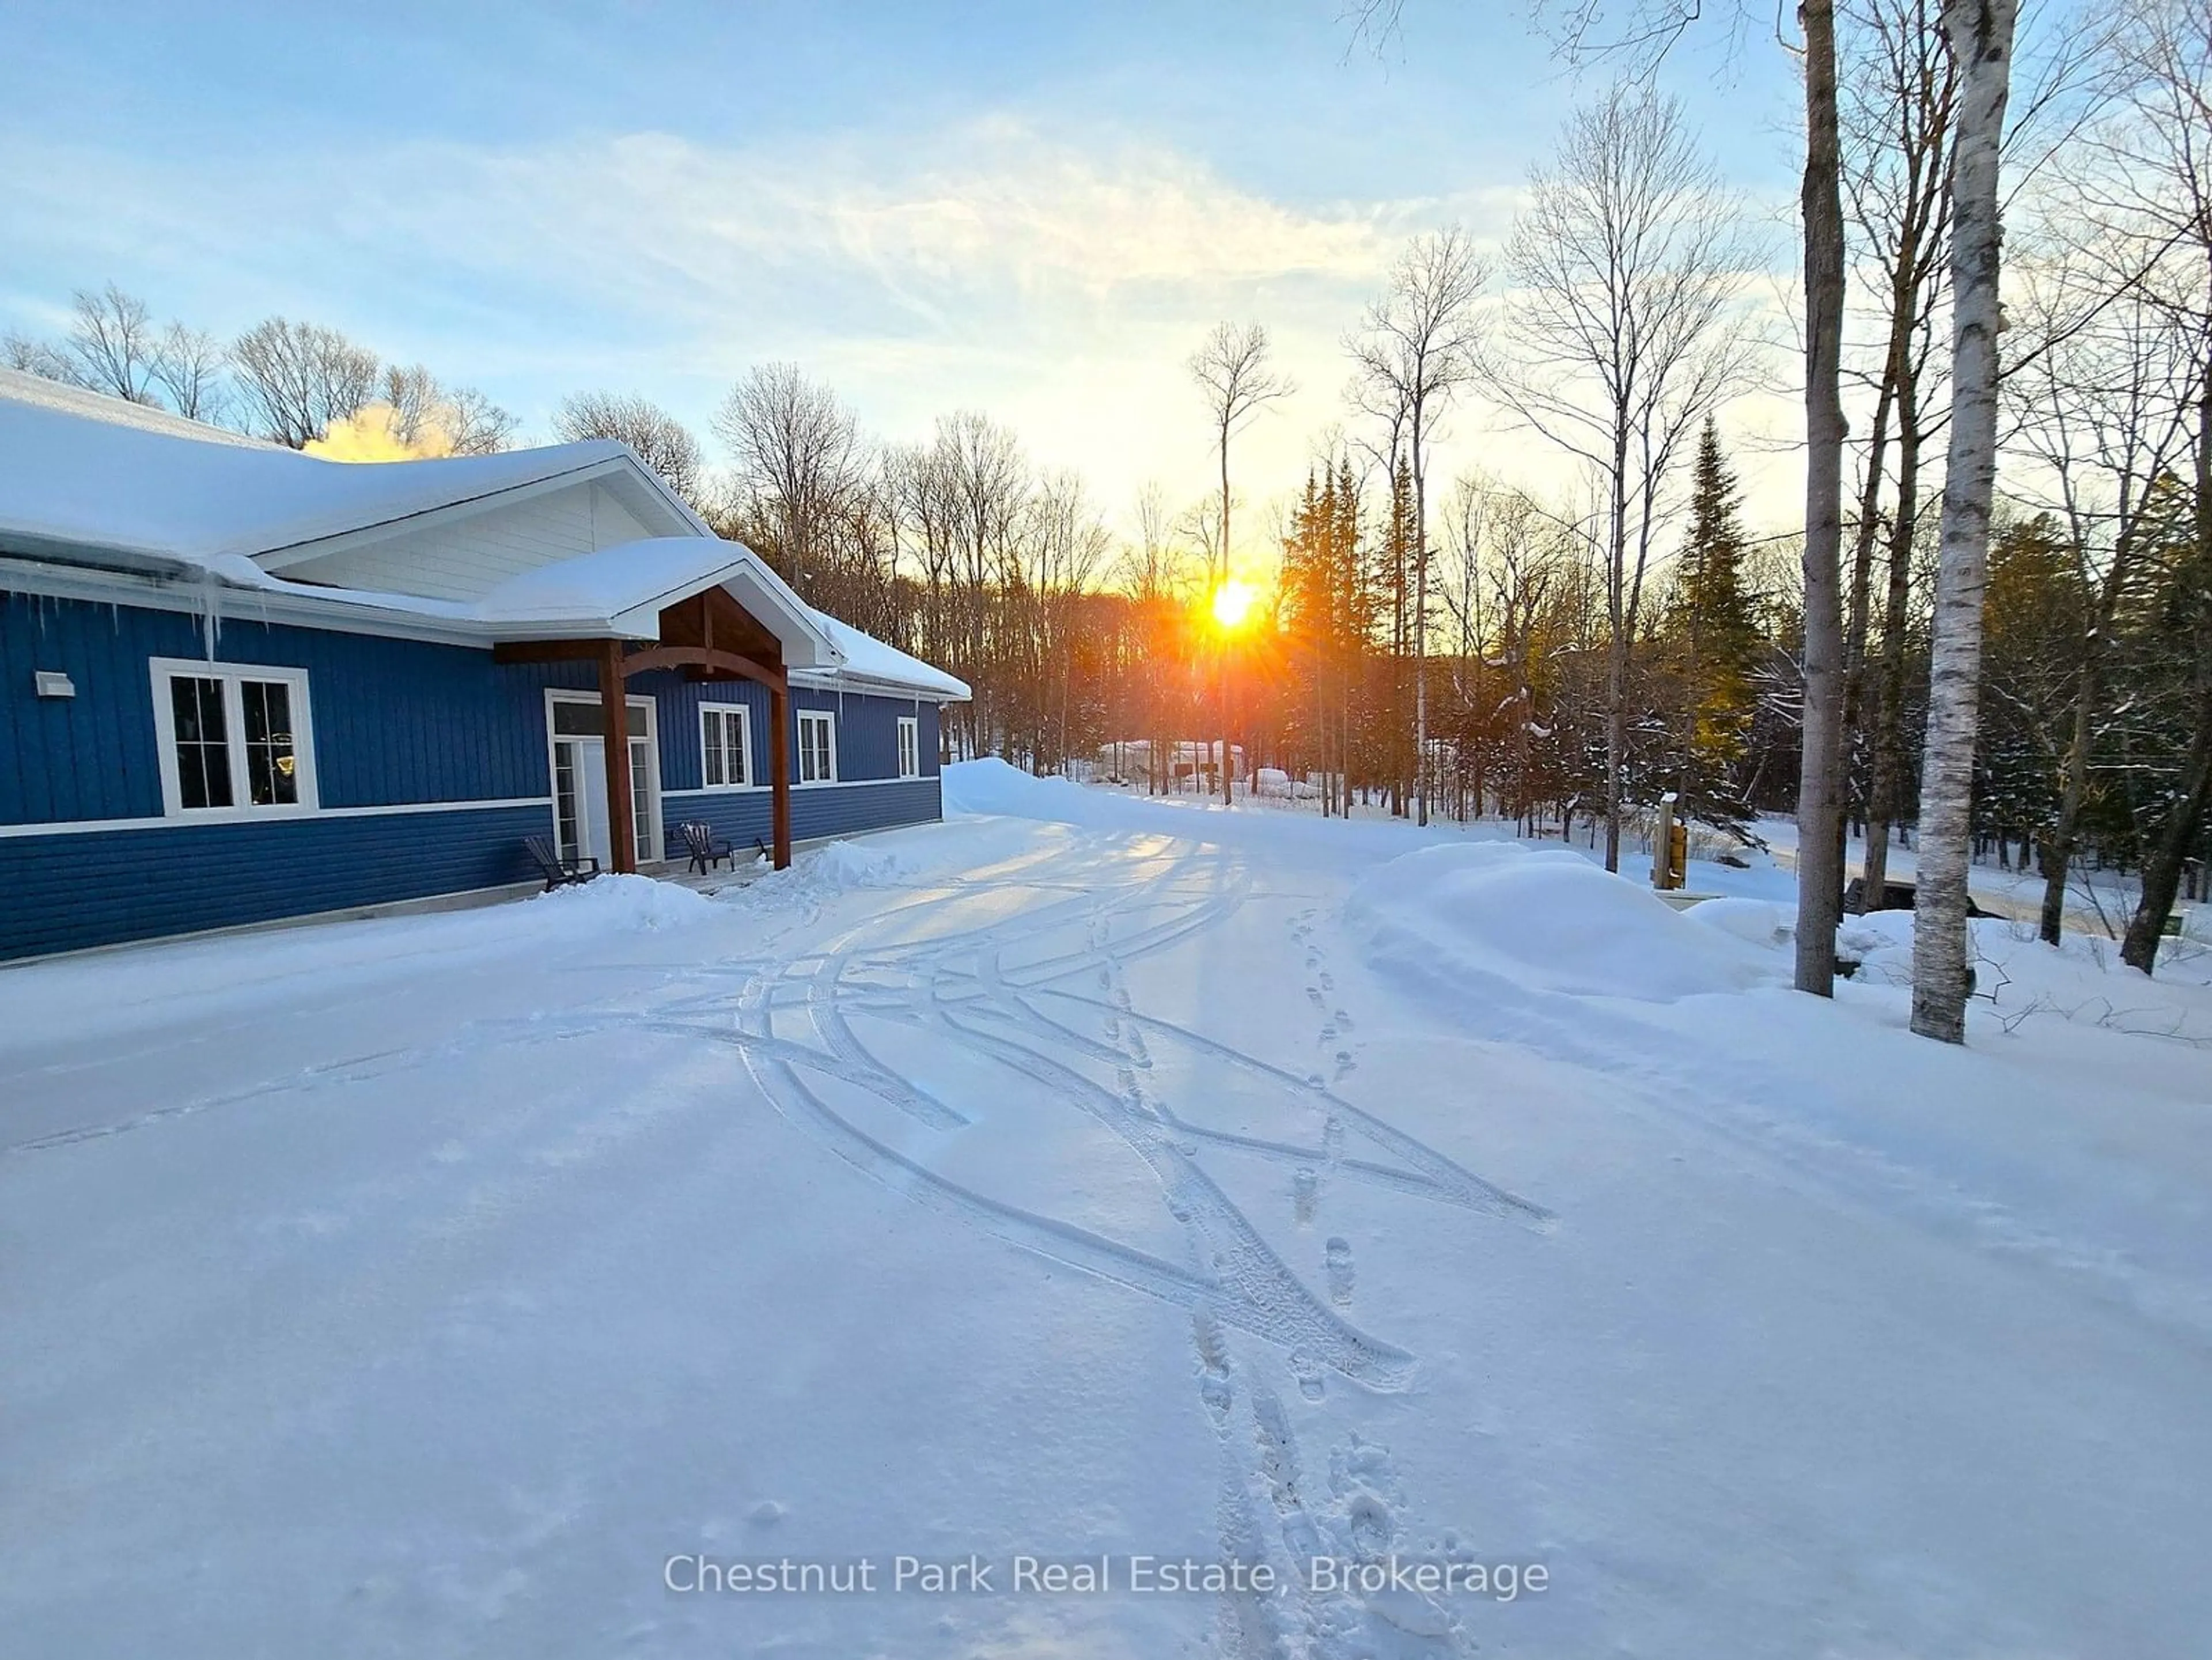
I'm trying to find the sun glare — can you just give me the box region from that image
[1210,579,1256,632]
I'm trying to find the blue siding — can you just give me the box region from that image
[0,805,545,960]
[1,590,589,822]
[1,589,953,960]
[665,778,944,856]
[645,676,940,794]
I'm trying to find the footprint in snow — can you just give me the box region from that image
[1325,1237,1355,1306]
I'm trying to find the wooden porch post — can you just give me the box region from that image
[599,640,638,874]
[770,679,793,870]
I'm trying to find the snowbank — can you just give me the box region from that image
[1346,842,1781,1003]
[527,872,715,930]
[800,839,920,892]
[941,756,1065,817]
[1685,896,1790,949]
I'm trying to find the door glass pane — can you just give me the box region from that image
[241,680,299,806]
[629,738,654,862]
[170,676,232,810]
[553,741,579,859]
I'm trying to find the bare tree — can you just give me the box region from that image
[2097,0,2212,971]
[1347,226,1490,825]
[1188,321,1294,804]
[1911,0,2021,1043]
[715,362,866,603]
[440,385,519,457]
[1499,81,1754,870]
[66,284,163,405]
[2006,245,2197,943]
[230,318,380,448]
[150,323,230,424]
[1840,0,1959,907]
[552,391,708,505]
[4,331,86,385]
[380,364,517,456]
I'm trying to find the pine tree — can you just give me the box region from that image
[1662,420,1763,823]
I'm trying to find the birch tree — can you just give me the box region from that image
[1500,81,1753,870]
[1347,227,1489,825]
[1911,0,2020,1043]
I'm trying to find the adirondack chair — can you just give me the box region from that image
[524,835,600,892]
[680,821,736,876]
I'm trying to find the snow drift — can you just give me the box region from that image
[1346,841,1780,1003]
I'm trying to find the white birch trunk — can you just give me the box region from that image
[1911,0,2017,1043]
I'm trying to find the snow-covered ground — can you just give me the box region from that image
[5,762,2210,1658]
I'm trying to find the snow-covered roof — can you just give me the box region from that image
[0,379,969,701]
[0,378,698,571]
[800,605,971,701]
[0,366,276,450]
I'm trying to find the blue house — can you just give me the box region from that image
[0,370,969,961]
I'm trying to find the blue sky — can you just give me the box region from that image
[1,2,1808,548]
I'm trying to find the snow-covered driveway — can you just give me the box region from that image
[5,765,2210,1658]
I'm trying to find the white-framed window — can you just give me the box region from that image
[700,703,752,789]
[896,716,921,779]
[797,709,837,784]
[149,658,318,818]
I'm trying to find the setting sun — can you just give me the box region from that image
[1210,579,1256,632]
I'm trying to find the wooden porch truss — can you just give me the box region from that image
[494,590,793,874]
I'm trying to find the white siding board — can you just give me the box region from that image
[279,482,675,601]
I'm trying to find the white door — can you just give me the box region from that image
[577,737,614,863]
[548,696,660,866]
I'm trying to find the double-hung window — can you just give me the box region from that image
[700,704,752,788]
[896,716,921,779]
[797,710,836,784]
[150,659,317,817]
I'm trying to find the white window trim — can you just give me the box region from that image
[896,715,921,779]
[149,657,320,821]
[797,708,838,786]
[544,689,661,864]
[699,702,753,790]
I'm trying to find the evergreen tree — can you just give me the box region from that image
[1661,420,1764,823]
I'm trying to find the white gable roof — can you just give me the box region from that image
[0,378,706,572]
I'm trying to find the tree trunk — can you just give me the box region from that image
[1796,0,1850,995]
[1414,457,1430,829]
[1911,0,2017,1043]
[1219,439,1234,808]
[2039,532,2139,943]
[1605,423,1631,873]
[2121,689,2212,972]
[2123,369,2212,971]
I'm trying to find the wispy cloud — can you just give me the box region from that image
[0,116,1802,544]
